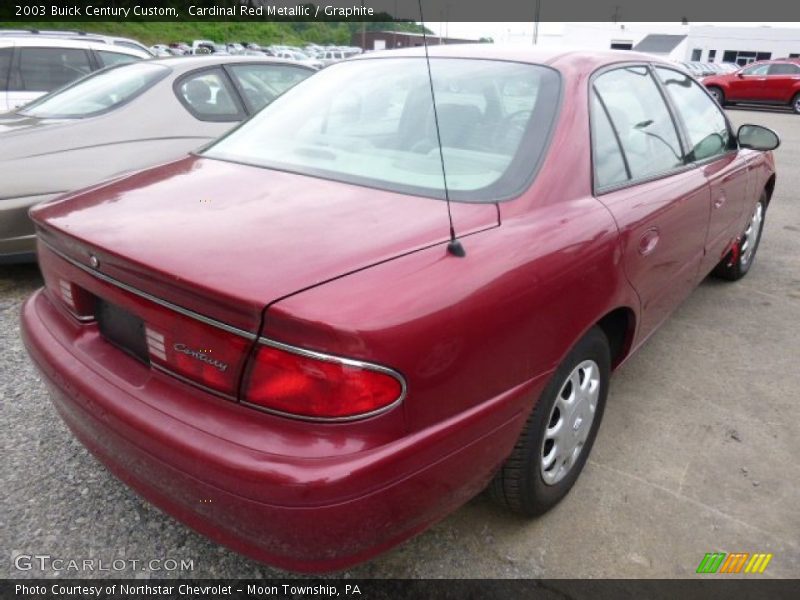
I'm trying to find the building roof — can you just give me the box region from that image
[633,34,687,54]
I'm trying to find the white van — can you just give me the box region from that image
[0,37,148,112]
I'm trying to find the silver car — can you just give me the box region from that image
[0,55,314,262]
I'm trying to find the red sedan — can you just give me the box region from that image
[702,58,800,114]
[21,47,779,572]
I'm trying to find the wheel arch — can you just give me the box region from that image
[764,174,776,208]
[594,307,637,370]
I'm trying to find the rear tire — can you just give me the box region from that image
[489,327,610,516]
[713,193,767,281]
[708,86,725,106]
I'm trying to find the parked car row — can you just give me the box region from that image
[701,57,800,114]
[678,61,739,77]
[148,40,360,69]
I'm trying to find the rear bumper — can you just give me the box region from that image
[21,288,543,572]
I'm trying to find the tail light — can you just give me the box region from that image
[43,274,94,320]
[143,316,252,397]
[243,341,405,420]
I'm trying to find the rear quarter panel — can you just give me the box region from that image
[264,195,635,433]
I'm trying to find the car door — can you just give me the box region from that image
[8,46,93,110]
[727,63,770,101]
[765,62,800,103]
[591,65,710,340]
[654,66,752,276]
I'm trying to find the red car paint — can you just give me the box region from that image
[21,47,776,572]
[702,58,800,108]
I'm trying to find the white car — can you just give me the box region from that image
[274,50,323,70]
[0,29,153,57]
[0,37,149,112]
[150,44,172,57]
[191,40,216,55]
[320,49,346,66]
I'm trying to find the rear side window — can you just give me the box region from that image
[594,66,683,182]
[176,68,243,121]
[655,67,732,162]
[228,64,311,112]
[768,63,800,75]
[98,50,140,67]
[0,47,11,91]
[741,64,769,76]
[590,91,629,188]
[15,47,92,92]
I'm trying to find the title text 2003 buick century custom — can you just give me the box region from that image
[21,46,779,572]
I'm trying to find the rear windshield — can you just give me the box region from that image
[19,62,169,119]
[203,58,561,202]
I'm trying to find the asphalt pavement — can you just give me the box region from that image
[1,108,798,579]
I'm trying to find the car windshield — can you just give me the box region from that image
[19,62,169,119]
[203,58,561,202]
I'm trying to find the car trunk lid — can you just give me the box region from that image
[31,156,499,333]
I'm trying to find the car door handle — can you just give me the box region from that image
[638,228,660,256]
[714,195,727,209]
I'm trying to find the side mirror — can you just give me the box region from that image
[738,124,780,151]
[736,72,744,78]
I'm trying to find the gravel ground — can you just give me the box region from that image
[2,108,799,580]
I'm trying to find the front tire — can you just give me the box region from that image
[792,92,800,115]
[708,86,725,106]
[489,327,610,516]
[713,193,767,281]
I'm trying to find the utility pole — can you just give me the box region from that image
[360,1,366,49]
[393,0,398,48]
[533,0,541,45]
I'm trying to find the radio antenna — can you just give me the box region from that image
[417,0,465,257]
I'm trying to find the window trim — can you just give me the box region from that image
[172,65,247,123]
[589,61,691,196]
